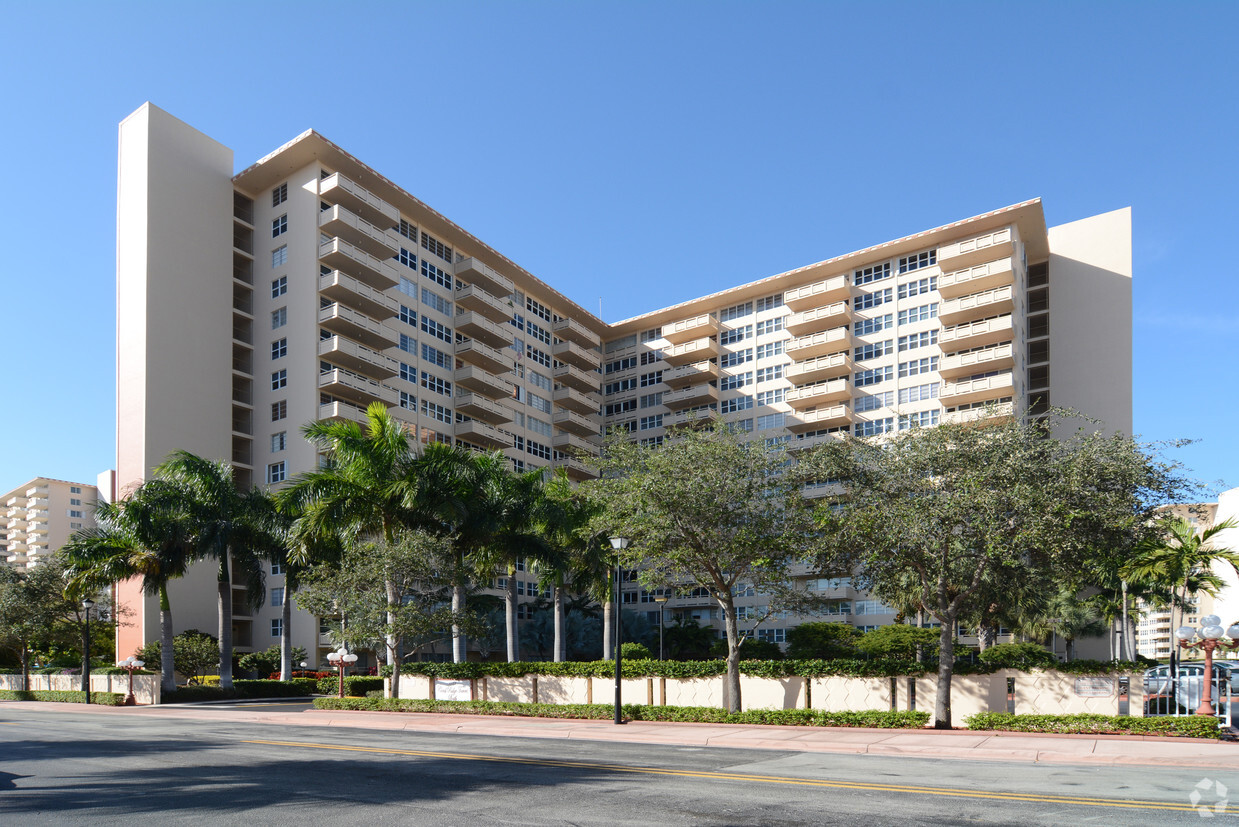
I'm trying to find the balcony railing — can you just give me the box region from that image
[662,337,715,366]
[938,285,1014,327]
[318,270,399,320]
[661,314,718,344]
[552,338,601,371]
[937,256,1015,300]
[553,409,601,437]
[318,204,400,259]
[553,362,599,393]
[783,274,850,312]
[785,378,849,409]
[454,258,515,298]
[939,314,1013,352]
[937,226,1014,272]
[318,238,400,291]
[318,172,398,227]
[938,342,1014,381]
[785,301,849,336]
[553,385,601,415]
[454,365,514,400]
[317,335,399,380]
[454,392,512,425]
[785,352,852,385]
[317,303,399,350]
[785,327,850,360]
[454,282,513,322]
[553,316,601,348]
[455,311,511,348]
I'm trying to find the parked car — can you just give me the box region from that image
[1143,662,1233,716]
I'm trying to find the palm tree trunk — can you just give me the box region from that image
[159,581,176,693]
[386,577,400,699]
[452,583,467,663]
[553,583,564,663]
[217,553,233,689]
[280,588,292,681]
[506,565,519,662]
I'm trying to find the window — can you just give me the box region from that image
[396,334,415,354]
[528,371,552,391]
[854,314,892,336]
[267,462,286,484]
[272,307,287,329]
[527,439,552,460]
[854,288,892,311]
[756,412,786,431]
[69,509,83,518]
[757,389,784,405]
[720,372,752,391]
[271,214,287,237]
[854,418,894,437]
[421,231,453,262]
[528,416,552,437]
[271,369,287,390]
[272,245,288,268]
[399,363,416,383]
[898,250,936,273]
[605,399,638,417]
[900,382,940,405]
[639,392,663,408]
[854,366,892,387]
[271,432,286,452]
[526,296,553,323]
[605,378,637,395]
[756,628,786,643]
[720,301,752,322]
[605,357,637,374]
[756,341,783,359]
[640,350,663,365]
[721,350,752,368]
[399,305,417,326]
[853,341,891,361]
[639,436,663,448]
[421,287,452,316]
[272,401,287,421]
[395,218,417,241]
[899,410,940,429]
[898,356,938,378]
[756,365,783,383]
[271,276,287,298]
[421,371,451,397]
[720,325,752,345]
[420,343,450,369]
[640,371,662,387]
[422,260,452,290]
[397,248,417,269]
[271,338,287,360]
[271,183,288,206]
[898,277,937,300]
[526,320,552,346]
[421,317,452,343]
[271,587,285,607]
[854,391,893,412]
[639,414,663,430]
[639,328,661,342]
[756,318,784,336]
[271,618,283,638]
[70,485,81,494]
[898,303,938,325]
[70,498,81,506]
[529,393,552,414]
[756,293,783,312]
[855,262,891,286]
[898,331,937,352]
[421,400,453,424]
[721,397,753,413]
[526,345,551,367]
[398,390,415,410]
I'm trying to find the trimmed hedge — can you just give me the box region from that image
[315,676,385,696]
[162,679,317,704]
[965,712,1222,739]
[0,689,124,705]
[312,696,930,728]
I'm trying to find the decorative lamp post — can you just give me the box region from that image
[81,598,95,704]
[115,656,145,706]
[1175,615,1239,716]
[610,537,629,725]
[326,647,357,698]
[653,594,669,661]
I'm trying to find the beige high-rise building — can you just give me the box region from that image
[115,103,1132,663]
[1,477,105,572]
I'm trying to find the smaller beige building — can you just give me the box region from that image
[0,476,109,572]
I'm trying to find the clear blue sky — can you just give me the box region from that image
[0,1,1234,495]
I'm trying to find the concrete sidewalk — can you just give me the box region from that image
[5,699,1239,769]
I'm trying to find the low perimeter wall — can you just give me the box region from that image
[394,670,1144,717]
[0,673,161,705]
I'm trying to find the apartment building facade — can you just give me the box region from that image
[115,103,1132,664]
[1,475,111,572]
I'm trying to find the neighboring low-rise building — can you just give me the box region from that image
[0,475,111,572]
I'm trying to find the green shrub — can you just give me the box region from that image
[0,689,124,705]
[620,642,652,660]
[162,685,238,703]
[316,675,384,696]
[161,679,313,704]
[977,643,1059,670]
[965,712,1221,739]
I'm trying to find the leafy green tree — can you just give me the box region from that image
[663,616,716,661]
[809,409,1195,728]
[977,641,1059,670]
[784,622,861,660]
[0,562,73,689]
[537,472,606,662]
[855,625,940,661]
[136,630,220,685]
[588,422,822,712]
[238,644,308,677]
[620,641,652,660]
[724,637,784,660]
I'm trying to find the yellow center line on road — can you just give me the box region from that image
[242,739,1228,814]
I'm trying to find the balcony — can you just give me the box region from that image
[786,405,852,433]
[455,311,511,348]
[553,431,602,456]
[944,401,1015,426]
[662,337,715,366]
[937,257,1015,300]
[663,383,719,410]
[938,285,1014,327]
[552,338,601,371]
[785,327,850,361]
[318,204,399,259]
[938,343,1014,381]
[454,365,513,400]
[25,486,48,498]
[319,238,400,291]
[789,431,846,452]
[456,339,512,373]
[455,258,515,298]
[317,335,399,380]
[454,418,509,449]
[553,316,601,348]
[941,372,1015,407]
[553,409,601,438]
[662,360,717,389]
[551,456,596,481]
[553,362,599,393]
[803,482,846,499]
[785,379,849,410]
[553,385,601,415]
[661,314,718,344]
[454,393,512,425]
[318,172,398,228]
[318,303,399,350]
[939,314,1013,352]
[6,516,26,529]
[785,352,851,385]
[317,270,399,320]
[667,408,717,429]
[785,301,849,336]
[454,282,513,323]
[784,274,850,312]
[314,401,366,426]
[26,520,49,536]
[318,368,399,407]
[937,227,1014,272]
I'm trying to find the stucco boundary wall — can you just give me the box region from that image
[395,670,1143,716]
[0,673,161,705]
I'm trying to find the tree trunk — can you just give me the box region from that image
[602,592,613,661]
[452,583,467,663]
[933,616,956,729]
[1126,615,1137,661]
[217,553,233,689]
[505,565,519,662]
[20,647,29,692]
[553,583,565,663]
[280,587,292,682]
[720,595,742,713]
[386,577,400,699]
[159,582,176,693]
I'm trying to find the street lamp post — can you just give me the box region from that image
[326,647,358,698]
[1176,616,1239,716]
[610,537,629,725]
[81,598,94,704]
[653,594,668,661]
[115,656,146,705]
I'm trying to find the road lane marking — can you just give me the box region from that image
[242,738,1229,814]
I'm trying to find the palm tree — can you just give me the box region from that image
[62,482,193,693]
[538,472,605,662]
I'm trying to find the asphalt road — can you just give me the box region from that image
[1,706,1234,825]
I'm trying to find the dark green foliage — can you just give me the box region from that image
[977,642,1060,670]
[161,679,315,703]
[965,712,1221,739]
[390,658,928,679]
[724,638,784,660]
[238,644,308,677]
[785,622,861,660]
[315,675,385,696]
[136,630,220,684]
[619,642,652,660]
[0,690,124,705]
[855,625,939,660]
